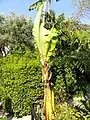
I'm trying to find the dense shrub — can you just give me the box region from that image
[0,50,42,117]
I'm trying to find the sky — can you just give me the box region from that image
[0,0,90,24]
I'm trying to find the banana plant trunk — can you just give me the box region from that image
[28,1,57,120]
[41,55,54,120]
[42,2,53,119]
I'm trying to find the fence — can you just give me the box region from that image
[31,102,43,120]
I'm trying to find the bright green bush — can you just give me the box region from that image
[54,103,77,120]
[0,118,7,120]
[0,50,42,117]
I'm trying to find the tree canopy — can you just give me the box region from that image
[73,0,90,19]
[0,13,34,57]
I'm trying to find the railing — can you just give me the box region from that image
[31,102,43,120]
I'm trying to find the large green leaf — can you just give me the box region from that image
[44,27,58,60]
[32,0,58,61]
[33,3,43,53]
[39,23,58,61]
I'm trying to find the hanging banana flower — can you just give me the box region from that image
[29,0,59,120]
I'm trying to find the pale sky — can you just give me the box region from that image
[0,0,89,24]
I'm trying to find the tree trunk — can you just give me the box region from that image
[41,55,54,120]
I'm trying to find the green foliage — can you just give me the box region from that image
[43,12,90,118]
[0,13,42,118]
[0,13,34,54]
[50,18,90,119]
[55,103,90,120]
[0,118,7,120]
[51,18,90,95]
[0,50,42,117]
[55,103,77,120]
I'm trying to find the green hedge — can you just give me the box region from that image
[0,118,7,120]
[0,50,42,117]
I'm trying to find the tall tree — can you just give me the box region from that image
[73,0,90,19]
[0,13,34,56]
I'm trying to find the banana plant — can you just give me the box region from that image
[29,0,59,120]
